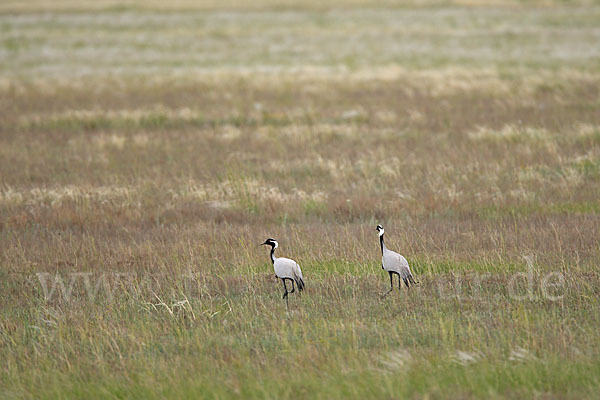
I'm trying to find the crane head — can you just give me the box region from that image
[260,238,278,249]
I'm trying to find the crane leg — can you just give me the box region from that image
[282,279,288,299]
[381,272,394,298]
[289,279,295,294]
[282,279,289,309]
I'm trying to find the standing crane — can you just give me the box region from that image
[376,224,417,298]
[261,238,305,308]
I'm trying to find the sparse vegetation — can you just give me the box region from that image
[1,1,599,398]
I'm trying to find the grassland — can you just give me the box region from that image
[1,0,600,398]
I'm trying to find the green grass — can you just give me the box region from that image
[2,263,599,398]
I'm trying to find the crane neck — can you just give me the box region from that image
[379,234,386,254]
[270,246,276,264]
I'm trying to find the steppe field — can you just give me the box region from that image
[1,0,600,398]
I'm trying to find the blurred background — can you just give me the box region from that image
[1,1,600,398]
[2,0,599,265]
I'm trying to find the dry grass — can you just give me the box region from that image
[1,1,600,398]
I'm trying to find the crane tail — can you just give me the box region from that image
[293,273,305,291]
[293,264,305,291]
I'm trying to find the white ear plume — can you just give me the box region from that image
[378,229,385,237]
[273,240,278,249]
